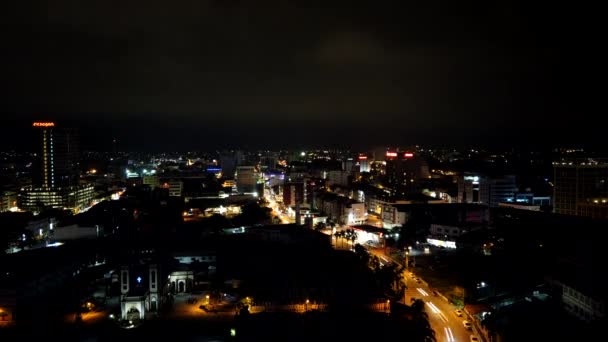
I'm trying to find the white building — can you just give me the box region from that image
[381,204,410,228]
[345,202,367,225]
[120,264,163,320]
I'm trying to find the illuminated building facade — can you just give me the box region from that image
[358,154,371,173]
[20,122,92,212]
[0,191,18,212]
[20,184,95,213]
[120,263,165,320]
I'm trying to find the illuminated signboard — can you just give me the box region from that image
[404,152,414,158]
[358,155,368,160]
[427,238,457,249]
[386,152,398,158]
[32,122,55,127]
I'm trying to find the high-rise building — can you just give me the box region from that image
[358,154,371,173]
[385,151,429,194]
[283,182,305,207]
[236,166,261,194]
[554,162,608,218]
[32,122,79,189]
[20,122,91,213]
[220,153,237,179]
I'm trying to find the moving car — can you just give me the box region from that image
[462,320,472,330]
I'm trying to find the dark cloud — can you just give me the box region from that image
[0,0,603,151]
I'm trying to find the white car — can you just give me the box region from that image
[462,320,472,330]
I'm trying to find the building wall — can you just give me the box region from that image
[479,175,517,207]
[143,175,160,189]
[20,184,95,212]
[52,224,99,241]
[554,164,608,217]
[381,205,409,228]
[283,182,305,207]
[430,224,461,238]
[327,170,349,187]
[0,191,18,212]
[345,202,366,225]
[457,174,479,203]
[168,180,183,197]
[236,166,260,194]
[561,283,605,321]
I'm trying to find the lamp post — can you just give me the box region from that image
[305,299,309,312]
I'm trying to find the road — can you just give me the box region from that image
[264,187,295,224]
[370,247,482,342]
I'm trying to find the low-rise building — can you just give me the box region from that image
[20,184,95,213]
[315,192,366,225]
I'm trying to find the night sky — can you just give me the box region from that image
[0,1,602,151]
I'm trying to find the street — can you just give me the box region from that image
[369,247,482,342]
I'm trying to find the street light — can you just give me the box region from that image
[206,295,210,304]
[305,299,309,311]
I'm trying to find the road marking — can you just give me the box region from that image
[417,288,430,296]
[444,327,455,342]
[427,302,448,323]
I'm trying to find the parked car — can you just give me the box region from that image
[470,335,480,342]
[463,320,472,330]
[455,309,463,317]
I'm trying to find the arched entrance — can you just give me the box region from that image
[126,307,140,321]
[179,280,185,293]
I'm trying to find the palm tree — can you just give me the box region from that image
[334,231,345,248]
[344,229,358,250]
[410,299,436,342]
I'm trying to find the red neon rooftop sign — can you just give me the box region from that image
[386,152,398,157]
[404,152,414,158]
[359,155,368,160]
[33,122,55,127]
